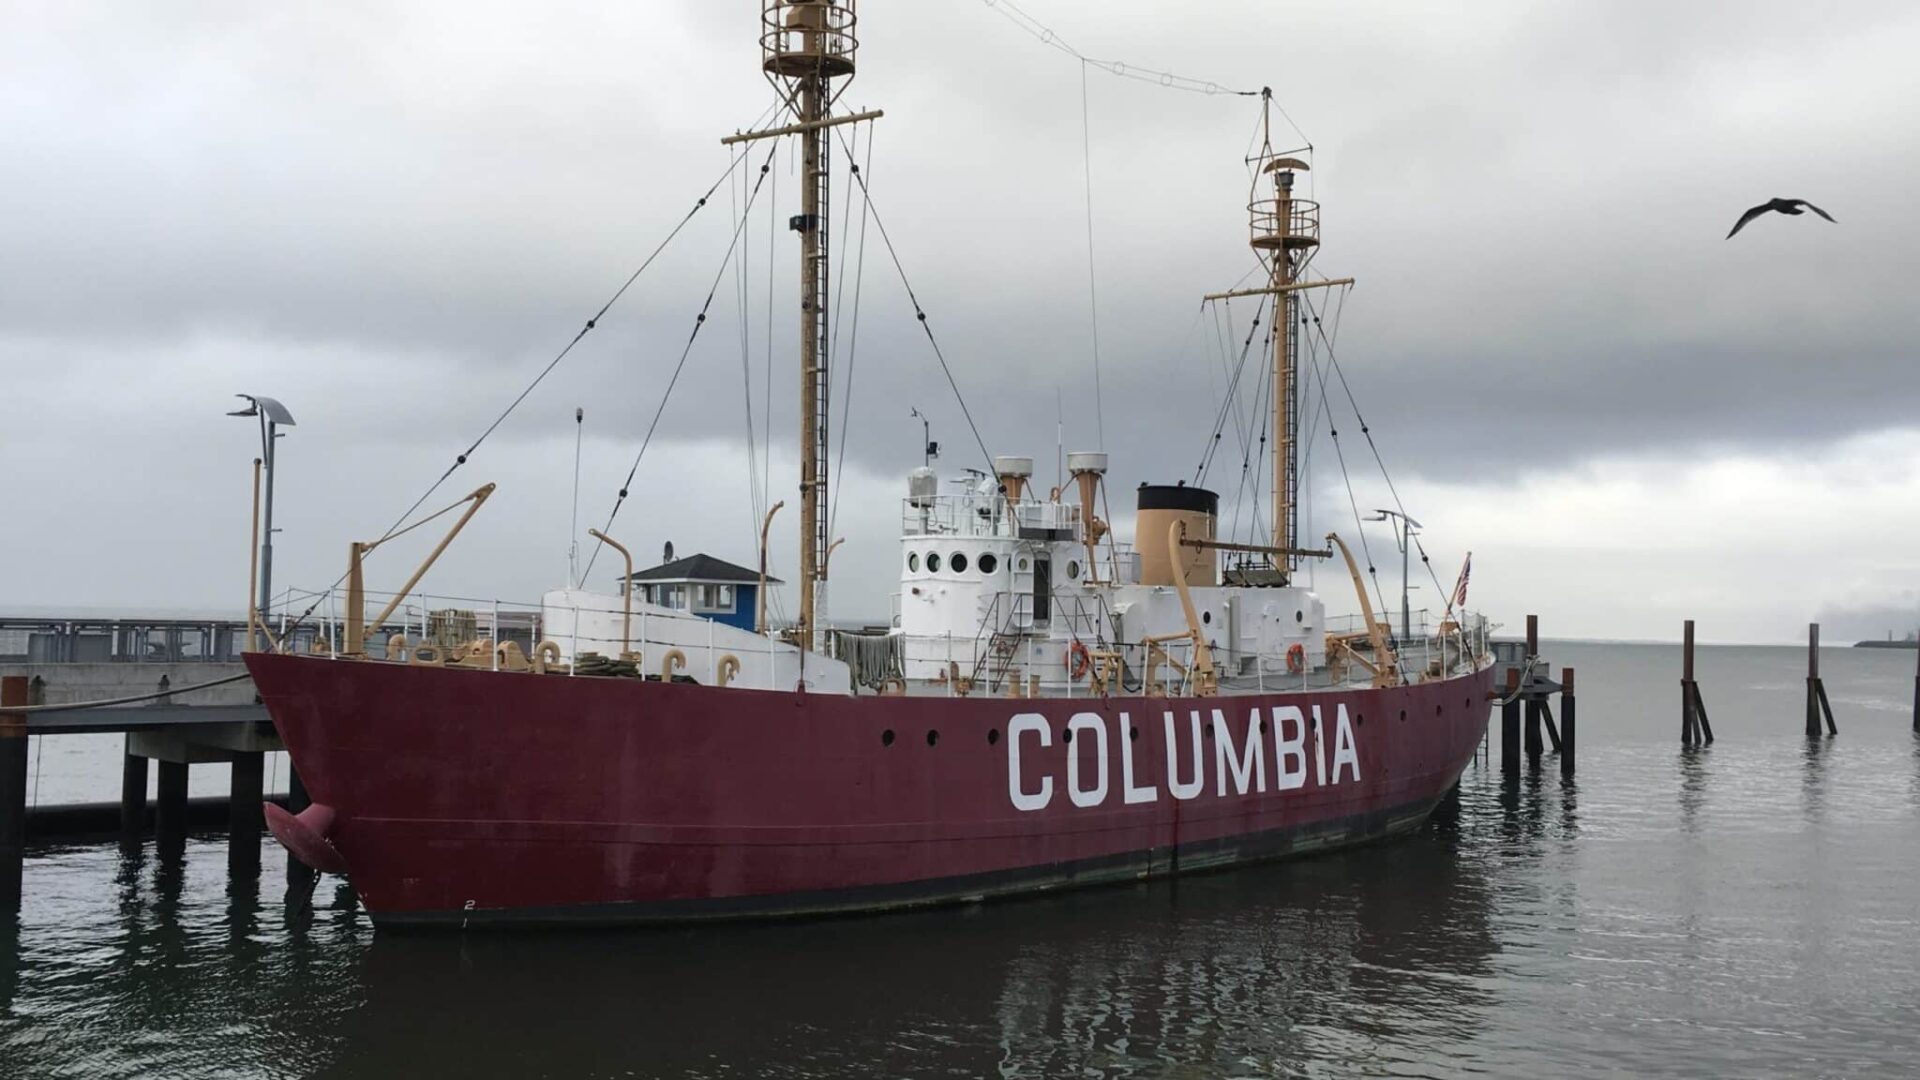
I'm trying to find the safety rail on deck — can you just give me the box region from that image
[260,587,807,689]
[901,496,1082,539]
[1320,608,1493,683]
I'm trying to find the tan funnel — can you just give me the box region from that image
[1136,484,1218,587]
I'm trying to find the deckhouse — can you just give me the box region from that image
[623,552,775,632]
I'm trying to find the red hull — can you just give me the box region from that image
[246,653,1493,927]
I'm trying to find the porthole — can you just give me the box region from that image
[1399,709,1407,723]
[950,552,968,573]
[1202,611,1212,625]
[1129,726,1139,741]
[1063,727,1073,744]
[927,552,942,573]
[1436,704,1444,718]
[1295,610,1304,623]
[987,728,1000,745]
[978,552,998,574]
[926,729,940,747]
[1066,560,1081,580]
[881,729,895,746]
[1017,557,1030,572]
[907,552,920,572]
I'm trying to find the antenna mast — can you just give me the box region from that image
[1247,91,1319,583]
[759,0,859,651]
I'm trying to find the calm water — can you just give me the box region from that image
[3,642,1918,1078]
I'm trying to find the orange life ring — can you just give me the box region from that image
[1286,643,1306,675]
[1066,640,1092,681]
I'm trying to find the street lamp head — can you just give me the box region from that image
[229,393,295,426]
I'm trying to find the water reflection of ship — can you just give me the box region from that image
[314,833,1503,1077]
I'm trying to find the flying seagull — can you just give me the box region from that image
[1726,197,1837,239]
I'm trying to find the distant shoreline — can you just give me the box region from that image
[1853,639,1920,650]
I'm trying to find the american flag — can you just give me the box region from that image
[1449,552,1472,611]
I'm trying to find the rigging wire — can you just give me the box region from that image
[377,141,767,549]
[734,139,764,547]
[1244,318,1274,548]
[830,123,876,540]
[1079,60,1107,450]
[977,0,1267,101]
[583,141,782,580]
[1302,287,1456,620]
[1194,294,1268,487]
[1253,318,1278,546]
[271,130,771,638]
[835,127,998,476]
[1301,301,1392,622]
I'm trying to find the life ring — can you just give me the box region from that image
[1066,640,1092,681]
[1286,643,1306,675]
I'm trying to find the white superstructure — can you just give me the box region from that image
[893,459,1326,695]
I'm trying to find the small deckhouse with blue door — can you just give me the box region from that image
[623,552,775,632]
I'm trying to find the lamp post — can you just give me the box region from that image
[1368,509,1421,650]
[229,395,295,649]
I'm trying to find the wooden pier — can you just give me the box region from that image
[1491,615,1575,777]
[0,657,298,912]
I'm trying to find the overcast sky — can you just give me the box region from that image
[4,1,1919,644]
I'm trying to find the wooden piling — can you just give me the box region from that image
[119,741,148,851]
[1560,667,1576,777]
[1523,615,1543,763]
[155,761,189,859]
[1500,667,1521,776]
[1681,620,1698,746]
[1691,682,1714,744]
[228,751,264,873]
[1913,635,1919,734]
[286,763,316,899]
[1806,623,1836,737]
[1,675,28,910]
[1539,702,1563,752]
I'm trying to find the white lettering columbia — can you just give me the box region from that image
[1005,704,1361,813]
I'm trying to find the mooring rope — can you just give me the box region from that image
[1491,657,1538,706]
[6,672,254,715]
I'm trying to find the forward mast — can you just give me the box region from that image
[759,0,859,652]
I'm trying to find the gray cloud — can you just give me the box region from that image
[5,1,1919,638]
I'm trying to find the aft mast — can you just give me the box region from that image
[761,0,858,651]
[1248,94,1319,583]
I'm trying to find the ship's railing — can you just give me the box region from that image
[900,495,1080,539]
[263,586,810,688]
[1320,607,1491,683]
[263,586,546,661]
[1249,195,1320,250]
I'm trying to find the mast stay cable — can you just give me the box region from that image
[1194,295,1268,487]
[271,122,775,642]
[583,140,783,579]
[976,0,1273,104]
[830,123,877,540]
[1079,59,1107,449]
[835,127,998,477]
[1302,287,1458,623]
